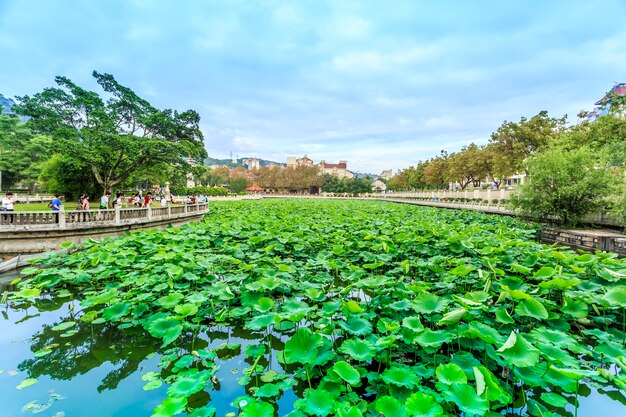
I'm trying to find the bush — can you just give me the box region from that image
[508,147,614,225]
[170,186,229,197]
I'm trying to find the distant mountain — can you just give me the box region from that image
[0,93,15,115]
[204,156,285,168]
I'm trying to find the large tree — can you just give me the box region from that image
[0,115,52,191]
[13,71,207,193]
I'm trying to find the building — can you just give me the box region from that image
[319,160,354,179]
[242,157,260,170]
[588,83,626,122]
[287,155,314,168]
[378,169,393,181]
[371,179,387,192]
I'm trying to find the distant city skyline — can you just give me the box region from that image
[1,0,625,173]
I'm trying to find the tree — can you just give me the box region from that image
[489,111,566,176]
[422,153,449,189]
[508,147,614,225]
[0,115,52,191]
[228,177,248,194]
[13,71,207,193]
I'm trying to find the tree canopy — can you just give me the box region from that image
[13,71,207,193]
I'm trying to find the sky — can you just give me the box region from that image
[1,0,625,174]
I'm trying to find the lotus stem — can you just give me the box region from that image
[305,364,311,388]
[575,380,579,417]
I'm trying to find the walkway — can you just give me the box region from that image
[0,203,209,255]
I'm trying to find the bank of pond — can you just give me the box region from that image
[1,200,625,416]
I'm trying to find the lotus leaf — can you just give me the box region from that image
[296,388,335,417]
[338,317,373,336]
[374,396,406,417]
[442,383,489,416]
[338,338,376,362]
[497,331,540,368]
[174,303,198,317]
[145,316,183,346]
[515,298,549,320]
[381,366,420,389]
[414,328,453,350]
[331,361,361,386]
[157,293,184,309]
[152,397,187,417]
[438,308,467,326]
[413,293,449,314]
[188,406,217,417]
[284,328,324,364]
[167,372,209,398]
[405,392,444,417]
[239,400,274,417]
[102,302,132,321]
[436,363,467,385]
[16,378,38,390]
[604,286,626,308]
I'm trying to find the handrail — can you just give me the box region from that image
[0,203,209,229]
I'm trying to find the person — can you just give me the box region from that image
[160,194,167,207]
[76,193,85,210]
[50,193,62,223]
[114,192,124,208]
[100,192,111,209]
[143,192,152,208]
[80,195,90,221]
[1,191,15,223]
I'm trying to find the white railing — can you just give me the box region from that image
[0,203,209,228]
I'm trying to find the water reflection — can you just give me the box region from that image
[0,289,624,416]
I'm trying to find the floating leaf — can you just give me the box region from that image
[152,397,187,417]
[16,378,38,390]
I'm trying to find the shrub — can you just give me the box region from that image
[508,147,614,225]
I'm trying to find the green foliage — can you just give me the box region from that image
[11,200,626,416]
[14,71,207,192]
[169,185,229,196]
[322,174,373,195]
[0,115,52,191]
[508,147,614,225]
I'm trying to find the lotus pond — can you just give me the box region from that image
[1,199,626,417]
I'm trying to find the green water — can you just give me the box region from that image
[1,276,625,416]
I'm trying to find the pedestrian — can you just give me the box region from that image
[143,192,152,208]
[80,195,90,221]
[50,193,62,223]
[1,191,15,224]
[100,192,111,209]
[76,193,85,210]
[160,194,167,207]
[114,192,124,208]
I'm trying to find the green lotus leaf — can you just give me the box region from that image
[331,361,361,386]
[473,366,511,403]
[405,392,444,417]
[381,366,420,389]
[167,372,209,398]
[246,276,283,291]
[515,298,549,320]
[80,310,98,323]
[174,303,198,317]
[187,406,216,417]
[402,316,424,332]
[413,292,449,314]
[463,321,506,345]
[102,302,132,321]
[561,297,588,318]
[255,383,281,398]
[143,379,163,391]
[284,328,324,364]
[51,321,76,331]
[497,331,540,368]
[145,316,183,346]
[338,317,373,336]
[239,400,274,417]
[374,395,406,417]
[604,286,626,308]
[246,313,276,331]
[442,383,489,416]
[389,299,412,311]
[538,277,581,290]
[344,300,363,314]
[296,388,335,417]
[338,338,376,362]
[414,328,453,350]
[12,288,41,300]
[533,266,555,279]
[450,264,475,276]
[335,405,364,417]
[152,397,187,417]
[438,308,467,326]
[540,392,569,408]
[245,343,266,358]
[550,366,598,381]
[80,289,118,306]
[495,308,515,324]
[16,378,38,390]
[254,297,275,313]
[376,335,399,348]
[157,292,184,309]
[436,363,467,385]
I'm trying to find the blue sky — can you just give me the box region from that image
[1,0,625,174]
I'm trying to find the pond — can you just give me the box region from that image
[2,200,626,416]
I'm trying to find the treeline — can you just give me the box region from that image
[388,111,565,190]
[389,91,626,225]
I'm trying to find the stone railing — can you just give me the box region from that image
[0,203,209,229]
